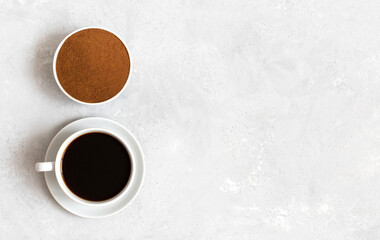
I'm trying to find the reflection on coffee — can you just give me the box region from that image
[61,132,131,201]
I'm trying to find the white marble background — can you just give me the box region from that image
[1,0,380,239]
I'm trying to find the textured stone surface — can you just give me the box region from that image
[1,0,380,239]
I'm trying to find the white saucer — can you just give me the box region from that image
[43,117,144,218]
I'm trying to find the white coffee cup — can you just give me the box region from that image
[35,128,135,206]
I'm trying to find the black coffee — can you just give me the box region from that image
[62,132,131,201]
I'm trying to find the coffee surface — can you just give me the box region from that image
[56,28,130,103]
[62,132,131,201]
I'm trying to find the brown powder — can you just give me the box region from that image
[56,28,130,103]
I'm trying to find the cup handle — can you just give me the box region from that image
[35,162,54,172]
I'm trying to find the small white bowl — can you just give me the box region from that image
[52,26,131,105]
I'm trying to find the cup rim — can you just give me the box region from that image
[52,26,132,105]
[55,128,135,206]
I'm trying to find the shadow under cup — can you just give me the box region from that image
[60,131,132,203]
